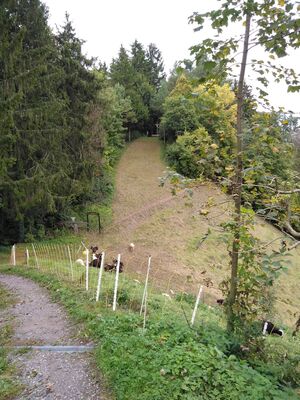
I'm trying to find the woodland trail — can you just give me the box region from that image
[0,274,107,400]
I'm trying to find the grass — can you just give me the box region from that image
[88,137,300,327]
[0,263,299,400]
[0,284,21,400]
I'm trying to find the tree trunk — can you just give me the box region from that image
[227,13,252,333]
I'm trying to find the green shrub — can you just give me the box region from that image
[166,127,222,179]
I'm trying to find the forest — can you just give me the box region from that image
[0,0,166,244]
[1,0,299,246]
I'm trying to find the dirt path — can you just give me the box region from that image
[112,137,167,222]
[0,274,107,400]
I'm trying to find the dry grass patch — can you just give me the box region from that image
[89,137,300,327]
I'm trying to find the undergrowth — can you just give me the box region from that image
[0,284,21,399]
[0,264,299,399]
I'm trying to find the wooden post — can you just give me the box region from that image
[112,254,121,311]
[191,285,203,326]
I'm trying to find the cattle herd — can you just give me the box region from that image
[89,246,124,273]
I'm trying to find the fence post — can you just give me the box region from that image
[85,249,89,291]
[140,256,151,316]
[10,244,16,266]
[191,285,203,326]
[26,248,29,267]
[67,245,74,281]
[96,252,105,302]
[32,244,39,269]
[112,254,121,311]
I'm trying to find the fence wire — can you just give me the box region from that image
[10,243,224,330]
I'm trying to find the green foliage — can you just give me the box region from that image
[0,284,21,399]
[110,40,166,134]
[163,78,236,174]
[219,212,289,336]
[248,335,300,389]
[0,349,21,400]
[0,0,70,243]
[161,97,200,142]
[0,2,134,243]
[189,1,300,100]
[94,315,297,400]
[240,112,298,230]
[163,74,299,233]
[166,127,219,179]
[2,264,299,400]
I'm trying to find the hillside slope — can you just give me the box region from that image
[90,137,300,326]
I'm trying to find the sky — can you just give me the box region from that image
[44,0,300,114]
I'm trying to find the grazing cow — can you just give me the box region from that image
[262,321,284,336]
[104,258,124,273]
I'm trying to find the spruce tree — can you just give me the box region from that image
[55,14,100,203]
[0,0,69,243]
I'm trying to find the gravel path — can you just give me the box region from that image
[0,274,107,400]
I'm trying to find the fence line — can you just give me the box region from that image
[9,243,216,329]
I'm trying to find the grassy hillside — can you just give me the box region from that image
[88,137,300,327]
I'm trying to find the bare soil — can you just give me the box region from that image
[0,274,108,400]
[89,137,300,326]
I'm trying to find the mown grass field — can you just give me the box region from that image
[87,137,300,327]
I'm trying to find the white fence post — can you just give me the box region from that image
[26,248,29,267]
[67,245,74,281]
[191,285,203,326]
[140,256,151,316]
[112,254,121,311]
[11,244,16,266]
[96,252,105,302]
[32,244,39,269]
[85,249,89,291]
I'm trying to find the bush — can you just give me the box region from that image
[166,127,223,179]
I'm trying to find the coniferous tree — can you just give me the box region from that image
[0,0,68,243]
[55,14,100,203]
[146,43,166,89]
[110,41,166,134]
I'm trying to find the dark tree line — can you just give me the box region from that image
[110,40,166,135]
[0,0,145,244]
